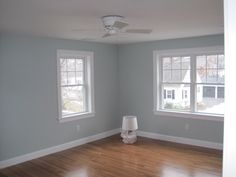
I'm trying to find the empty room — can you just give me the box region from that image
[1,0,236,177]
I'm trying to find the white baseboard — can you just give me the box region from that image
[0,129,222,169]
[0,128,120,169]
[137,130,223,150]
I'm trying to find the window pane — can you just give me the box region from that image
[197,85,224,114]
[76,59,83,71]
[172,70,181,82]
[197,55,225,84]
[197,69,207,83]
[76,71,83,84]
[67,72,76,85]
[218,55,224,69]
[163,70,171,82]
[161,84,190,111]
[207,69,218,83]
[162,56,190,83]
[181,69,190,82]
[218,69,225,83]
[60,58,67,71]
[67,59,76,71]
[197,69,220,84]
[203,86,215,98]
[61,72,67,85]
[159,52,224,115]
[217,87,224,98]
[196,55,207,83]
[163,57,171,69]
[61,86,85,115]
[182,56,190,69]
[163,70,190,83]
[172,57,181,69]
[207,55,217,69]
[197,55,206,69]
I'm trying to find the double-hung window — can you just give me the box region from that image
[154,47,224,120]
[57,50,94,122]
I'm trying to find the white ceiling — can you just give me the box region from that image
[0,0,224,44]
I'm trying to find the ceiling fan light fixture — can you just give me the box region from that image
[101,15,124,27]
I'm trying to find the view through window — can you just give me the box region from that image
[196,54,224,114]
[60,58,86,116]
[156,48,224,116]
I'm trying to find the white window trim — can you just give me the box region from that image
[153,46,224,121]
[57,50,95,123]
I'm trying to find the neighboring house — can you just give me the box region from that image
[163,68,224,113]
[163,69,191,110]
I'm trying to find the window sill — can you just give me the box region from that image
[58,112,95,123]
[154,110,224,121]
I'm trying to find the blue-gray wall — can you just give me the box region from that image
[118,34,224,144]
[0,34,119,160]
[0,34,224,161]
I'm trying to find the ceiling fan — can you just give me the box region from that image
[74,15,152,38]
[100,15,152,38]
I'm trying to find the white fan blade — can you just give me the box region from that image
[113,21,129,29]
[125,29,152,34]
[102,33,112,38]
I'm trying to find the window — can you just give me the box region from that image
[182,90,188,99]
[161,56,191,112]
[203,86,215,98]
[164,89,175,99]
[217,87,224,99]
[167,90,172,99]
[57,50,94,122]
[196,54,224,114]
[154,47,224,119]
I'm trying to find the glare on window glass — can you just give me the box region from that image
[61,86,85,115]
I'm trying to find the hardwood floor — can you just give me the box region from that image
[0,135,222,177]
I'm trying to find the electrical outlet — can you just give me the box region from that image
[185,123,189,131]
[76,125,80,132]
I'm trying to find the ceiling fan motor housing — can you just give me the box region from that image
[101,15,124,32]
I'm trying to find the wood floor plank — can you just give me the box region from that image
[0,135,222,177]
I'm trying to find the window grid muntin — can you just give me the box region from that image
[162,56,191,83]
[196,54,225,84]
[60,57,84,86]
[159,52,224,115]
[160,55,192,112]
[60,57,88,116]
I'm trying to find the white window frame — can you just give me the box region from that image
[57,50,95,123]
[153,46,224,121]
